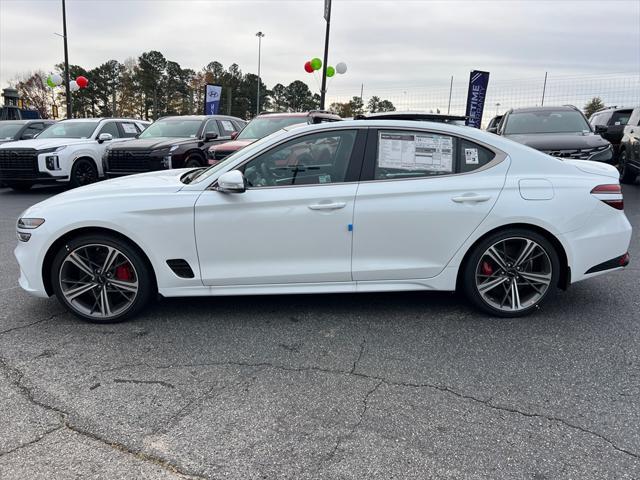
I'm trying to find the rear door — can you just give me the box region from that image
[352,128,509,281]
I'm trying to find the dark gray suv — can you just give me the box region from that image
[497,106,613,163]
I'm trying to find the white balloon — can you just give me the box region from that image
[69,80,79,92]
[336,62,347,74]
[51,73,63,86]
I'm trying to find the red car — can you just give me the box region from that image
[207,111,341,165]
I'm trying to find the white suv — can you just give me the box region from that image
[0,118,149,191]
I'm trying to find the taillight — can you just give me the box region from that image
[591,184,624,210]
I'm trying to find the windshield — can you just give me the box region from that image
[237,116,306,140]
[0,123,23,140]
[504,110,591,135]
[36,121,99,139]
[139,119,203,138]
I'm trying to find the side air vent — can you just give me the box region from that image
[166,259,195,278]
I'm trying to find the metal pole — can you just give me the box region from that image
[319,1,331,110]
[61,0,72,118]
[360,83,363,103]
[447,75,453,114]
[256,31,264,116]
[541,71,548,106]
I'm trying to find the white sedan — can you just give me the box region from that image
[14,120,632,322]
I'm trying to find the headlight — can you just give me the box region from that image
[169,145,179,152]
[39,146,67,154]
[17,218,45,229]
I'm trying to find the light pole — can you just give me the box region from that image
[256,31,265,116]
[61,0,71,118]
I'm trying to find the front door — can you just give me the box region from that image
[352,128,509,281]
[195,128,365,286]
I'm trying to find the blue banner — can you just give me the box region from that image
[204,84,222,115]
[464,70,490,128]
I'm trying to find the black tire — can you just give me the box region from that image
[50,234,155,323]
[184,155,202,168]
[619,149,637,185]
[6,182,33,191]
[70,158,99,188]
[462,229,560,318]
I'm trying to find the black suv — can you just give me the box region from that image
[497,106,613,162]
[589,107,633,160]
[619,106,640,184]
[104,115,246,177]
[0,120,55,145]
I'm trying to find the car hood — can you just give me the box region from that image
[503,132,609,151]
[108,137,196,150]
[209,139,255,152]
[0,138,92,150]
[25,169,192,213]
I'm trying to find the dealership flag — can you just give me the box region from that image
[204,84,222,115]
[464,70,490,128]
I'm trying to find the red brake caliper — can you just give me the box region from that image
[481,261,493,276]
[115,264,133,281]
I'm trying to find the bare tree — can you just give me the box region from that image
[12,71,53,118]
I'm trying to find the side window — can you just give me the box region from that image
[241,129,357,187]
[375,131,455,180]
[119,122,139,138]
[22,123,44,138]
[589,113,601,127]
[234,120,246,132]
[217,119,236,137]
[458,139,496,173]
[98,122,120,138]
[203,119,220,136]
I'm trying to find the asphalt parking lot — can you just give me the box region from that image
[0,182,639,479]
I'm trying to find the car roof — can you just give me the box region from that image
[157,115,243,121]
[355,111,468,122]
[56,117,146,123]
[256,110,341,121]
[509,106,580,113]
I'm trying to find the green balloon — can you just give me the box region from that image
[326,66,335,78]
[46,76,56,88]
[310,58,322,71]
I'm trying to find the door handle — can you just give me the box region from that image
[451,194,492,203]
[308,202,347,210]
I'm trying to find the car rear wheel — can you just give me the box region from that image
[619,150,637,185]
[462,229,560,317]
[51,234,154,323]
[71,158,98,188]
[184,156,202,168]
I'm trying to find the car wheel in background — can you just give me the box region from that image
[51,234,155,323]
[619,150,637,185]
[184,156,202,168]
[6,181,33,191]
[70,158,99,188]
[462,229,560,317]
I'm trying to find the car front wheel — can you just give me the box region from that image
[70,158,98,188]
[463,229,560,317]
[619,150,637,185]
[51,234,154,323]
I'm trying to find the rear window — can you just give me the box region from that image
[610,110,632,126]
[237,116,306,140]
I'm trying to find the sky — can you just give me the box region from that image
[0,0,639,111]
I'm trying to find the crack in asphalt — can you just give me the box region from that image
[0,311,65,336]
[113,378,176,389]
[0,424,64,457]
[0,354,207,479]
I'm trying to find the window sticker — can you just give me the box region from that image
[122,123,137,134]
[318,174,332,183]
[378,132,453,172]
[465,148,479,165]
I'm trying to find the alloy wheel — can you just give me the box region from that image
[58,244,139,319]
[75,161,97,186]
[475,237,552,312]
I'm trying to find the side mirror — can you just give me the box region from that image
[594,125,607,134]
[21,133,35,140]
[204,132,218,142]
[98,133,113,143]
[216,170,246,193]
[230,131,239,140]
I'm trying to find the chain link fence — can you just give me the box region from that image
[326,72,640,125]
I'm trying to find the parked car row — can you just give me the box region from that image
[485,104,640,184]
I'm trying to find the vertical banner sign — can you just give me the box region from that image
[204,84,222,115]
[464,70,490,128]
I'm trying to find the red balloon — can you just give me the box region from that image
[76,75,89,89]
[304,61,314,73]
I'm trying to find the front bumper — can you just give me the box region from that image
[14,236,49,298]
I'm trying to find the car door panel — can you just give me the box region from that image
[352,129,509,281]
